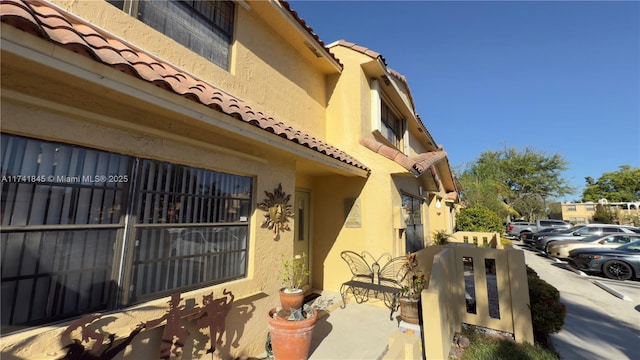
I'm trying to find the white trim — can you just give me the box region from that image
[371,79,382,133]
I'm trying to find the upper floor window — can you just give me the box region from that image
[567,205,576,211]
[381,100,404,149]
[370,79,406,151]
[584,204,594,211]
[108,0,235,70]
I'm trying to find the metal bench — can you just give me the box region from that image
[339,250,407,320]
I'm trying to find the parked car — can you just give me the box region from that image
[568,239,640,280]
[535,224,640,252]
[521,227,566,245]
[506,221,533,237]
[547,233,640,259]
[506,219,571,238]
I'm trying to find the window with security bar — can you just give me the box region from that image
[107,0,235,70]
[402,193,424,253]
[0,133,252,334]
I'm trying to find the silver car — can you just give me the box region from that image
[535,224,640,252]
[547,233,640,259]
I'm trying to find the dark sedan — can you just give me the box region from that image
[568,240,640,280]
[521,227,566,245]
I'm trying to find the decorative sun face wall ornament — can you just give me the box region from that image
[258,183,294,240]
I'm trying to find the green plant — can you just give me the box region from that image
[456,205,503,233]
[277,253,309,292]
[500,237,513,247]
[458,326,560,360]
[526,266,566,340]
[400,253,426,300]
[433,230,451,245]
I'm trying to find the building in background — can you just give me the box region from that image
[561,200,640,225]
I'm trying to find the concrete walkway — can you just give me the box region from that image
[307,292,400,360]
[520,244,640,360]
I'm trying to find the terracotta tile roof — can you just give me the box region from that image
[331,40,417,115]
[445,191,459,201]
[331,39,387,65]
[279,1,342,68]
[0,0,368,172]
[359,137,447,178]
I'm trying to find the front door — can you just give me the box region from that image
[294,190,311,286]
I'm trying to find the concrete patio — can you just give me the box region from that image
[306,292,406,360]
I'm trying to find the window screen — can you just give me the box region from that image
[137,0,235,69]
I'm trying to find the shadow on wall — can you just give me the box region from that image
[125,291,267,360]
[1,291,267,360]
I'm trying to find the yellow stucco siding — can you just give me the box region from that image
[49,0,330,139]
[325,46,378,150]
[3,1,341,358]
[1,2,460,358]
[0,94,298,358]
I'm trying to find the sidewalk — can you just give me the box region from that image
[519,244,640,360]
[306,292,400,360]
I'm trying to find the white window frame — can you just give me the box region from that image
[370,79,407,152]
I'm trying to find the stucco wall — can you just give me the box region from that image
[48,0,330,139]
[0,1,334,357]
[0,92,299,358]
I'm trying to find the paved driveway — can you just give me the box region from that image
[518,244,640,360]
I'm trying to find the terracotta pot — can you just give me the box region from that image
[267,307,317,360]
[279,288,304,311]
[399,297,420,324]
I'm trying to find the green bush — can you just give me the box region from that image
[461,329,560,360]
[456,205,503,233]
[527,266,566,340]
[500,237,513,247]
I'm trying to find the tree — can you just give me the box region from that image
[582,165,640,202]
[592,204,616,224]
[456,205,503,233]
[458,168,512,220]
[547,202,563,220]
[459,147,573,221]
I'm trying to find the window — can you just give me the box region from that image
[1,134,252,333]
[108,0,235,70]
[402,194,423,253]
[539,220,565,227]
[130,160,251,301]
[567,205,576,211]
[585,204,594,211]
[381,100,404,149]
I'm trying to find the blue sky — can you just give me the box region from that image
[289,1,640,202]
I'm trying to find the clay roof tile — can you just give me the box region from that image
[1,0,368,173]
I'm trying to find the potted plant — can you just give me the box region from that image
[267,305,317,360]
[399,253,426,324]
[267,252,316,360]
[277,252,310,311]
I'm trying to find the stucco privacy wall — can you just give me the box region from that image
[48,0,332,138]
